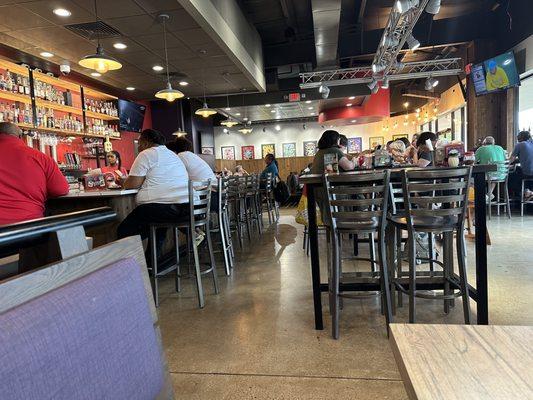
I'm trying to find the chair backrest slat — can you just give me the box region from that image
[324,171,390,232]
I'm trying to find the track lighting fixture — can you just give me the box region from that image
[425,76,439,90]
[381,76,390,89]
[406,34,421,51]
[426,0,441,14]
[367,79,378,91]
[395,0,419,14]
[318,84,330,99]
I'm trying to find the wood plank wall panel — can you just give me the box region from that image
[215,156,314,180]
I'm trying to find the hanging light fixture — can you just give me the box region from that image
[195,68,217,118]
[154,14,184,102]
[238,126,253,134]
[79,0,122,73]
[221,119,238,127]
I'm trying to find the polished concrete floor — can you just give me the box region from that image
[157,209,533,399]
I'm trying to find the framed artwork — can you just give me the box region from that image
[282,142,296,157]
[303,140,317,156]
[221,146,235,160]
[241,145,255,160]
[261,143,275,158]
[201,147,214,155]
[347,137,362,153]
[392,134,408,141]
[369,136,384,149]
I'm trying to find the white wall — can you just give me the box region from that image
[214,119,420,160]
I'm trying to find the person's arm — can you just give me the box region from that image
[338,156,355,171]
[509,144,520,163]
[123,150,151,189]
[45,157,70,197]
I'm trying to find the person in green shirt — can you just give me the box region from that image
[475,136,507,198]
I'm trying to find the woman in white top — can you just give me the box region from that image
[166,137,216,182]
[117,129,190,241]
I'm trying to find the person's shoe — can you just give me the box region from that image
[195,230,205,247]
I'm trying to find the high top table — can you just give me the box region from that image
[299,164,496,329]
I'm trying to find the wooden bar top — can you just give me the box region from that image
[58,189,139,198]
[300,164,496,184]
[389,323,533,400]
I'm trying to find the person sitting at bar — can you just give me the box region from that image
[390,140,407,163]
[101,150,128,183]
[339,134,348,154]
[509,130,533,197]
[311,130,356,173]
[0,122,69,225]
[415,131,438,167]
[166,137,215,182]
[475,136,506,199]
[117,129,189,241]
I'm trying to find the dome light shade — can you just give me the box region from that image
[155,82,184,102]
[221,119,238,127]
[238,126,253,134]
[79,44,122,73]
[381,76,390,89]
[195,102,217,118]
[172,130,187,137]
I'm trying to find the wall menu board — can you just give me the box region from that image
[471,51,520,96]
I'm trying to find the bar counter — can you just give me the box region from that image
[46,189,138,246]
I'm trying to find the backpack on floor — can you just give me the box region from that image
[274,181,290,204]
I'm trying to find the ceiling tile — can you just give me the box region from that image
[133,0,183,13]
[0,5,53,30]
[104,14,162,37]
[71,0,145,18]
[21,1,94,25]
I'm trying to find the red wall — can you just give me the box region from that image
[55,100,152,171]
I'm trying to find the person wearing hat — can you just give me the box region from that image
[485,59,509,91]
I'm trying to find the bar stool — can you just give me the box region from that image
[213,177,234,276]
[227,176,247,248]
[487,161,512,219]
[387,167,472,324]
[520,175,533,216]
[260,172,276,224]
[148,179,219,308]
[323,170,393,339]
[245,174,263,235]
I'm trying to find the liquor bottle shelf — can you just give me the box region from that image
[85,109,119,121]
[35,98,83,115]
[18,124,121,140]
[0,59,30,76]
[83,87,118,101]
[0,90,32,104]
[32,70,81,92]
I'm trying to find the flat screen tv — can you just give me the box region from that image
[118,99,146,132]
[471,51,520,96]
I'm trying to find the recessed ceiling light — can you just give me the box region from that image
[40,51,54,58]
[350,119,357,123]
[265,104,271,107]
[346,103,352,107]
[270,110,276,113]
[113,43,127,50]
[305,100,312,104]
[152,65,164,71]
[235,112,241,116]
[179,81,188,86]
[276,116,281,119]
[53,8,71,17]
[91,72,101,77]
[243,117,248,121]
[307,106,313,110]
[349,96,355,100]
[126,86,135,91]
[224,107,231,111]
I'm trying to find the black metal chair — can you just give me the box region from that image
[214,177,234,276]
[323,171,393,339]
[520,175,533,216]
[387,167,472,324]
[148,179,219,308]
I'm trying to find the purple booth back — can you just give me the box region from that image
[0,258,164,400]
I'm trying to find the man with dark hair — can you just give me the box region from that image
[0,122,69,225]
[118,129,189,240]
[166,137,215,182]
[338,134,348,154]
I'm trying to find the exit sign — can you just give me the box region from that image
[288,93,301,102]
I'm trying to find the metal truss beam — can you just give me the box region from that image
[299,58,462,89]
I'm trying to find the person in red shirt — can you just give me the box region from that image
[100,150,128,183]
[0,122,69,225]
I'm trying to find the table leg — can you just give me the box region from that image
[307,185,323,330]
[473,171,489,325]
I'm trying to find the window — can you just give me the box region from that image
[519,76,533,131]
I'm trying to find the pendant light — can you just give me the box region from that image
[220,92,236,126]
[79,0,122,73]
[172,95,188,137]
[195,68,217,117]
[155,14,184,102]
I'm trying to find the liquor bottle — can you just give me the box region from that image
[0,72,5,91]
[5,70,13,92]
[11,73,18,93]
[23,76,30,95]
[17,76,24,94]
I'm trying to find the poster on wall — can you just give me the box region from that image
[392,134,408,141]
[303,140,317,156]
[201,147,214,155]
[347,137,362,153]
[261,143,275,158]
[282,142,296,157]
[221,146,235,160]
[241,145,255,160]
[369,136,384,149]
